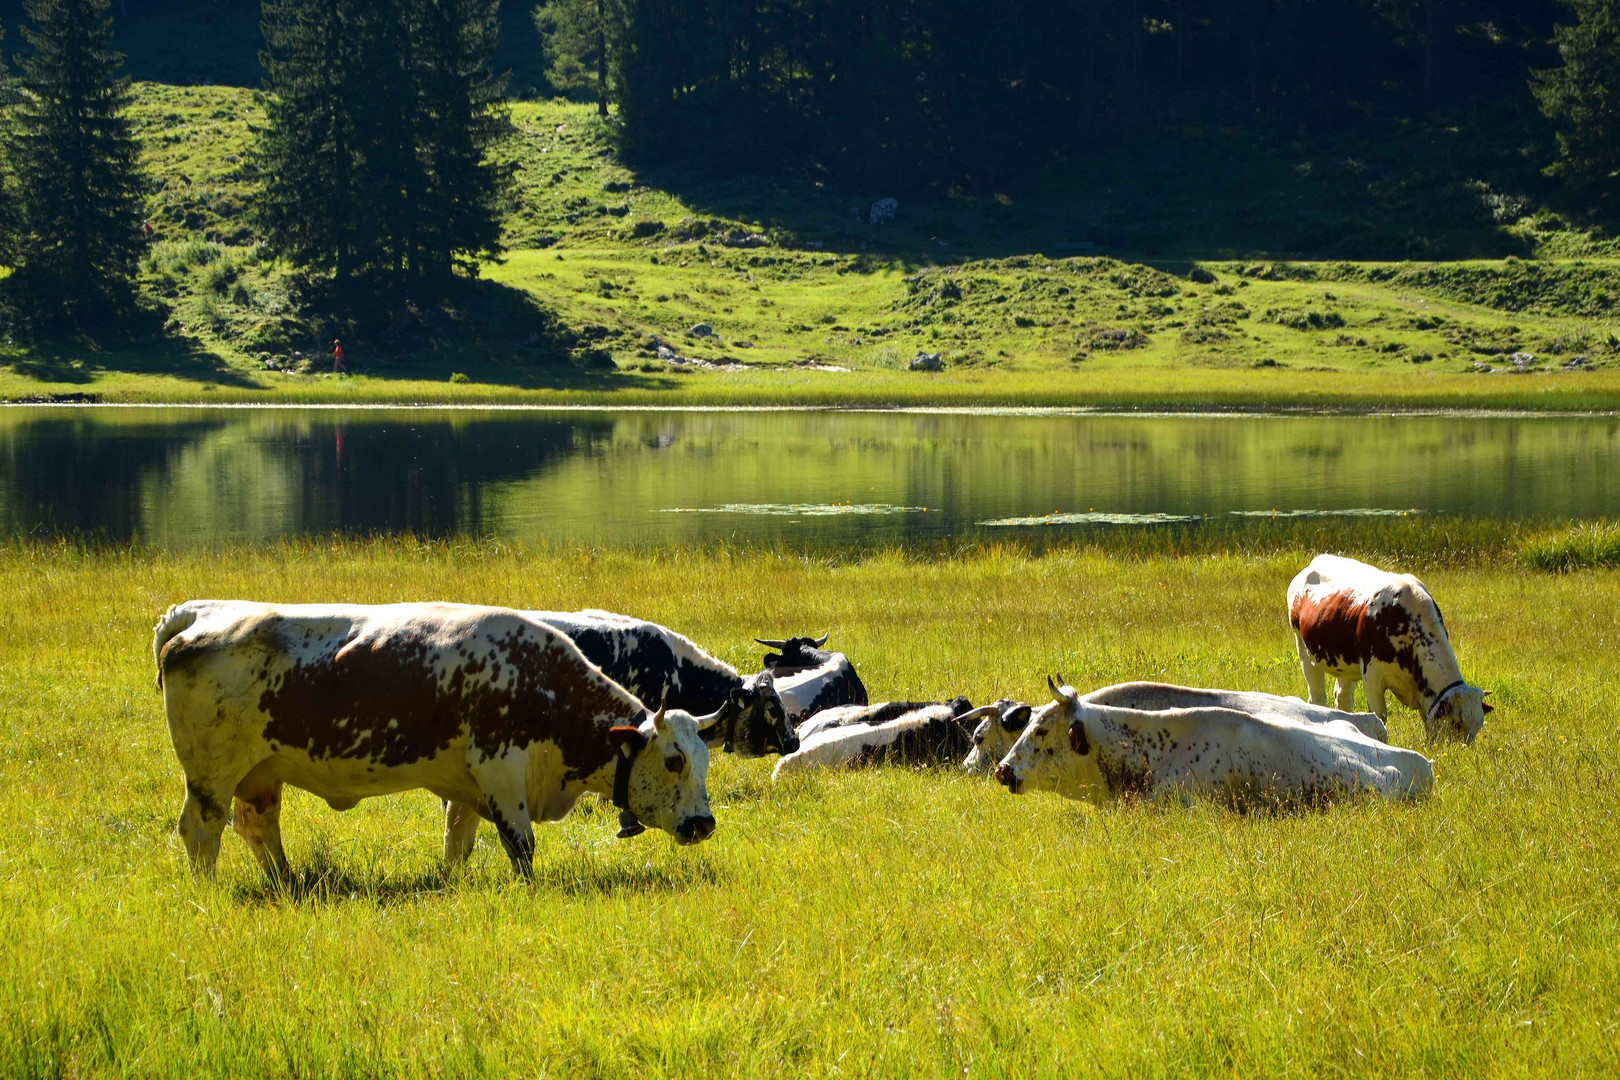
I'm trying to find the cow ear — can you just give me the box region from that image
[609,726,648,758]
[1003,705,1031,732]
[1481,702,1495,714]
[1068,721,1091,756]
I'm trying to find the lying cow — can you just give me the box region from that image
[773,700,997,779]
[963,699,1034,774]
[994,678,1432,808]
[529,610,798,758]
[154,600,719,879]
[756,634,868,722]
[961,684,1385,775]
[796,696,974,740]
[1288,554,1491,744]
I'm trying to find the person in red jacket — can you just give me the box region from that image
[333,339,346,374]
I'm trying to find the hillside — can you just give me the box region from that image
[2,80,1619,407]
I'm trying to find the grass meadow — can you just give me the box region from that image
[1,530,1616,1077]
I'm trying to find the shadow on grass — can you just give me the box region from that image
[630,109,1552,268]
[230,847,725,907]
[5,335,258,389]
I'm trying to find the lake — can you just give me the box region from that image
[1,406,1616,548]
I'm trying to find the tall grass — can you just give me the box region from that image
[1521,521,1620,571]
[0,539,1615,1077]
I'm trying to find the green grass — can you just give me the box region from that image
[1521,522,1620,571]
[3,87,1620,408]
[1,534,1616,1077]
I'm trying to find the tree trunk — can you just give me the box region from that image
[597,0,608,116]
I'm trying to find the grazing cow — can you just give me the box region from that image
[993,678,1432,807]
[756,635,869,721]
[962,685,1384,776]
[963,699,1034,774]
[153,600,719,879]
[527,610,798,758]
[1288,554,1491,744]
[773,700,998,779]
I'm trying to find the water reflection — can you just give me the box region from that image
[0,407,1616,548]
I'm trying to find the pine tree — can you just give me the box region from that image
[0,22,17,271]
[535,0,627,116]
[1533,0,1620,210]
[254,0,512,308]
[6,0,147,321]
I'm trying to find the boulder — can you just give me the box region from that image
[688,323,715,338]
[909,350,943,372]
[869,198,899,226]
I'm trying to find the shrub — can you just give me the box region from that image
[448,372,471,384]
[1263,307,1345,331]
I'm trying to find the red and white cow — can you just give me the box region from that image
[154,600,719,879]
[1288,554,1491,745]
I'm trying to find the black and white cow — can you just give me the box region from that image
[154,600,719,879]
[528,610,798,757]
[796,696,975,741]
[756,634,869,722]
[963,699,1034,774]
[772,699,996,778]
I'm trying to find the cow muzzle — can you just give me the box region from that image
[675,815,716,845]
[782,732,801,755]
[995,763,1021,793]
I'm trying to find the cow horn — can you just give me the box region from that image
[1047,675,1063,700]
[754,637,788,649]
[812,632,829,647]
[653,686,670,732]
[692,704,726,733]
[955,705,1000,723]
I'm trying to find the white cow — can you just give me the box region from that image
[962,683,1386,775]
[994,678,1433,807]
[153,600,720,878]
[773,702,998,779]
[1288,554,1491,744]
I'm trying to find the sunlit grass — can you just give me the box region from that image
[0,533,1616,1076]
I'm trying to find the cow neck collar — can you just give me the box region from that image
[1428,679,1467,718]
[612,711,650,813]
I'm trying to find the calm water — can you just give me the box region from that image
[1,406,1616,548]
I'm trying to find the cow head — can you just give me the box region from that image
[1426,684,1492,746]
[609,700,719,845]
[963,698,1032,774]
[993,677,1108,802]
[755,633,832,673]
[709,670,800,758]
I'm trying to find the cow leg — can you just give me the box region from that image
[468,756,536,879]
[1361,665,1389,721]
[1334,677,1359,713]
[176,779,231,876]
[1295,638,1329,706]
[232,782,290,880]
[442,799,482,868]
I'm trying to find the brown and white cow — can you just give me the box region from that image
[1287,554,1491,745]
[153,600,719,879]
[993,678,1433,808]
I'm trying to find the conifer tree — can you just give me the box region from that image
[254,0,511,307]
[535,0,626,116]
[6,0,147,321]
[1533,0,1620,210]
[0,22,16,271]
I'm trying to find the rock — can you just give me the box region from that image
[1509,351,1537,370]
[869,198,899,225]
[909,350,943,372]
[719,229,768,248]
[688,323,715,338]
[1564,354,1590,370]
[735,340,754,348]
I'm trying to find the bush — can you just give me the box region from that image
[448,371,471,384]
[1521,523,1620,571]
[1263,307,1345,331]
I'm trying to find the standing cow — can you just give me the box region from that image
[154,600,719,879]
[1288,554,1491,744]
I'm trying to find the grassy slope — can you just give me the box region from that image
[2,85,1619,407]
[0,536,1615,1077]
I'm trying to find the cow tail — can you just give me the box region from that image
[152,603,200,691]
